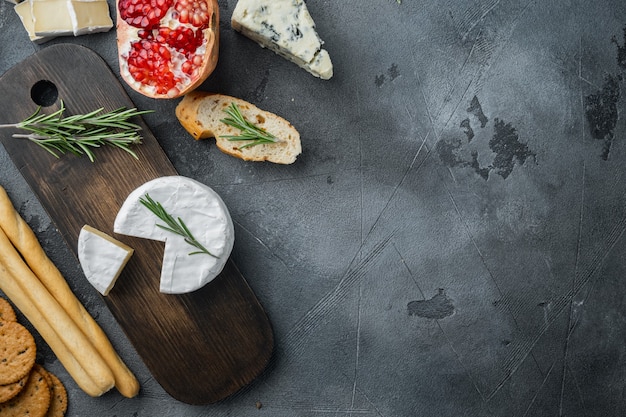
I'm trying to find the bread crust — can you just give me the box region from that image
[115,0,219,99]
[176,91,302,164]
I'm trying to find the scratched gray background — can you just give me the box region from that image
[1,0,626,415]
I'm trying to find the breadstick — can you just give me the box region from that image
[0,226,115,395]
[0,186,139,398]
[0,262,105,396]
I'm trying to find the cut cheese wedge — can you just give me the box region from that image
[78,225,134,296]
[231,0,333,80]
[32,0,74,37]
[14,0,113,43]
[114,176,235,294]
[13,0,56,44]
[69,0,115,36]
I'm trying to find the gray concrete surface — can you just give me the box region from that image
[2,0,626,415]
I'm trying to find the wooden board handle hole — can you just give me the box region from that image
[31,80,58,107]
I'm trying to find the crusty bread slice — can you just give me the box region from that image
[175,91,301,164]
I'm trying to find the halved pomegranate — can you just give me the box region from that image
[116,0,219,99]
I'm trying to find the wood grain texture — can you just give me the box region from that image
[0,44,273,405]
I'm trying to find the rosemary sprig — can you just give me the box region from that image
[0,101,152,162]
[139,193,218,258]
[220,102,280,149]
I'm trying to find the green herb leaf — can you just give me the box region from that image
[220,102,280,149]
[139,193,218,258]
[0,101,151,162]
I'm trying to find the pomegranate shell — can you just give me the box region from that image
[116,0,219,99]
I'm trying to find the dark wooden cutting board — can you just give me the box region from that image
[0,44,273,405]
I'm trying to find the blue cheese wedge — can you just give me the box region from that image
[231,0,333,80]
[78,225,134,296]
[114,176,235,294]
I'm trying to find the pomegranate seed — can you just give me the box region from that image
[119,0,173,29]
[181,60,193,75]
[168,27,201,53]
[127,39,180,95]
[174,0,210,27]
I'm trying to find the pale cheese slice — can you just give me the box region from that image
[26,0,112,38]
[69,0,114,36]
[77,225,134,296]
[113,176,235,294]
[13,0,56,44]
[231,0,333,80]
[32,0,75,37]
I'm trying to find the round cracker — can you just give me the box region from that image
[0,298,17,323]
[34,365,53,401]
[45,371,67,416]
[0,373,28,403]
[0,321,36,385]
[0,367,51,417]
[35,365,68,417]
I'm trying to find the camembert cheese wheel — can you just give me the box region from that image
[113,176,234,294]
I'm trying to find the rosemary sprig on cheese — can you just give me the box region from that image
[139,193,218,258]
[220,102,280,148]
[0,101,151,162]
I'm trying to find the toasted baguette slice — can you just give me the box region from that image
[176,91,302,164]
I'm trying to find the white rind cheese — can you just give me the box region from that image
[114,176,235,294]
[32,0,75,37]
[231,0,333,80]
[13,0,55,44]
[69,0,115,36]
[13,0,112,43]
[78,225,134,296]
